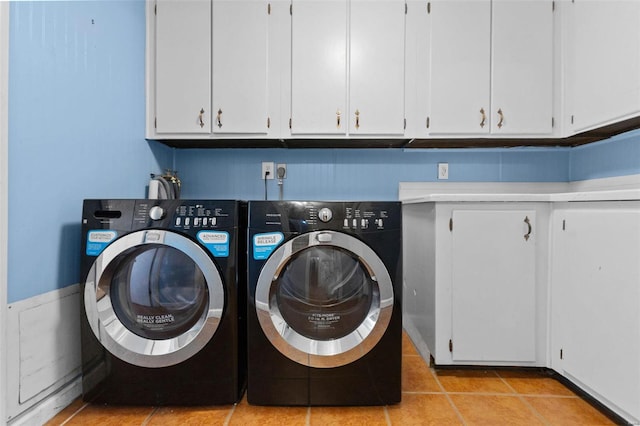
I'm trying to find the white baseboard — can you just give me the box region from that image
[7,377,82,426]
[5,285,82,424]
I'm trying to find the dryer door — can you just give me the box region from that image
[255,231,393,368]
[84,229,225,368]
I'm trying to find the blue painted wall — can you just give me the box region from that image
[569,129,640,181]
[175,147,571,200]
[6,1,640,303]
[8,1,171,303]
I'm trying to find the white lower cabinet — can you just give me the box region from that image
[550,202,640,423]
[403,202,549,366]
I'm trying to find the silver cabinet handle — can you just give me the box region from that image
[497,108,504,129]
[216,109,223,128]
[480,108,486,128]
[198,108,205,128]
[524,216,532,241]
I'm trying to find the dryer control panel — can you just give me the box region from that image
[249,201,401,233]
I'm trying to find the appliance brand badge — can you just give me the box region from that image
[86,230,117,256]
[197,231,230,257]
[253,232,284,260]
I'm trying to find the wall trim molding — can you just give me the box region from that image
[6,285,82,424]
[1,3,10,424]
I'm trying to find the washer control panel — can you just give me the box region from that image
[133,200,237,230]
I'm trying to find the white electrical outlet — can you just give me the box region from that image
[261,162,274,179]
[438,163,449,180]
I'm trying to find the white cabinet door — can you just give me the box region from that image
[451,210,536,362]
[350,0,405,135]
[428,0,553,136]
[428,0,490,135]
[491,0,553,135]
[554,206,640,422]
[155,0,211,134]
[564,1,640,134]
[291,0,348,135]
[212,1,269,134]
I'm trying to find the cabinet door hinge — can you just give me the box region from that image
[427,2,431,14]
[268,3,271,15]
[289,118,292,129]
[267,117,271,129]
[449,339,453,352]
[560,348,563,359]
[562,219,566,231]
[426,117,430,129]
[449,217,453,232]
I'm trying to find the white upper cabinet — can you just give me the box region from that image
[290,0,406,136]
[149,0,273,139]
[212,1,269,135]
[427,0,553,136]
[563,1,640,135]
[350,0,406,135]
[154,0,212,134]
[290,0,348,135]
[428,1,490,135]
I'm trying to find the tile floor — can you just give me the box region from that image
[46,333,617,425]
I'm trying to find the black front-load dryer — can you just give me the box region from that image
[247,201,402,406]
[80,199,246,405]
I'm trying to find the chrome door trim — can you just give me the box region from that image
[84,230,224,368]
[255,231,394,368]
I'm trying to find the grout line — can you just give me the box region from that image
[383,405,392,426]
[140,407,159,426]
[429,367,467,425]
[496,374,551,426]
[223,402,238,426]
[58,402,91,426]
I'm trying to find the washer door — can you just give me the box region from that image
[255,231,393,368]
[84,230,224,368]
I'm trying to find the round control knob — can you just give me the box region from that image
[318,208,333,223]
[149,206,165,221]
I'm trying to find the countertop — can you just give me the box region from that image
[401,189,640,204]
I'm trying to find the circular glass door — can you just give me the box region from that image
[84,230,225,368]
[255,231,394,368]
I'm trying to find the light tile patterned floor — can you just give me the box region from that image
[46,333,617,425]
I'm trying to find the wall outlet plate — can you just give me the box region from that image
[438,163,449,180]
[262,162,274,179]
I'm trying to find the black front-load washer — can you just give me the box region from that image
[247,201,402,406]
[80,199,246,405]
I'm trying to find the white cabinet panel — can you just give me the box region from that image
[428,0,490,135]
[428,0,553,136]
[451,210,536,362]
[564,1,640,134]
[212,1,269,134]
[291,0,348,135]
[491,0,553,135]
[350,0,405,135]
[155,0,211,134]
[553,205,640,423]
